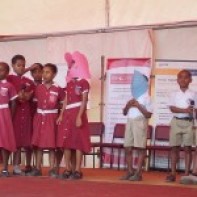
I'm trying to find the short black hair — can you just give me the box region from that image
[44,63,57,74]
[11,54,25,64]
[30,63,43,74]
[178,69,192,78]
[0,62,10,72]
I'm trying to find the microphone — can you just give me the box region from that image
[190,100,195,106]
[190,100,196,126]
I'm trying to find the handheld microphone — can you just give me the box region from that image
[190,100,195,118]
[190,100,195,106]
[190,99,196,126]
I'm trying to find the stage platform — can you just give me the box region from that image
[0,167,196,197]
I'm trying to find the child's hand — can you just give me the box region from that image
[18,90,25,102]
[126,99,135,108]
[185,106,193,115]
[30,64,39,71]
[24,90,34,101]
[123,99,135,115]
[56,116,63,125]
[23,64,39,74]
[76,115,82,128]
[132,100,140,108]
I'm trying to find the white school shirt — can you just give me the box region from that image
[127,92,153,119]
[169,88,197,118]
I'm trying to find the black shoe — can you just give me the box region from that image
[0,170,10,177]
[166,174,176,182]
[129,173,143,181]
[69,171,83,180]
[26,168,42,176]
[59,170,72,180]
[120,171,135,180]
[22,166,33,174]
[48,168,59,178]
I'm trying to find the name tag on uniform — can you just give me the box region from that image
[0,87,8,96]
[49,91,58,103]
[75,86,82,95]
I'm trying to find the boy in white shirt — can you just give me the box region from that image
[120,72,152,181]
[166,69,197,182]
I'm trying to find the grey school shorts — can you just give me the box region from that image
[124,116,148,148]
[170,117,194,147]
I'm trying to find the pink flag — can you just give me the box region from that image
[64,52,73,68]
[64,51,91,82]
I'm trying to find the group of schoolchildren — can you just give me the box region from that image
[0,53,197,185]
[0,52,90,180]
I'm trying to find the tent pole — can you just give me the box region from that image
[148,29,156,95]
[105,0,110,28]
[100,55,105,123]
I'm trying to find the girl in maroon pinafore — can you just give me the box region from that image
[57,51,91,179]
[0,62,17,177]
[31,63,64,176]
[7,55,35,175]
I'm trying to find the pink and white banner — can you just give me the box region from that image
[103,58,151,168]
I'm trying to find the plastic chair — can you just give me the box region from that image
[148,125,171,170]
[145,125,153,170]
[110,123,125,169]
[102,124,153,170]
[83,122,105,168]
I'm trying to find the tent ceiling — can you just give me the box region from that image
[0,0,106,36]
[110,0,197,27]
[1,0,197,38]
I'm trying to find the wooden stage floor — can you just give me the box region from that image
[0,167,196,197]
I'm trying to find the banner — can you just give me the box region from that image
[103,58,151,168]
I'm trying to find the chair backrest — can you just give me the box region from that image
[155,125,170,141]
[89,122,105,142]
[113,123,153,140]
[113,123,125,139]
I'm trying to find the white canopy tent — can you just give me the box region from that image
[1,0,197,36]
[1,0,197,122]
